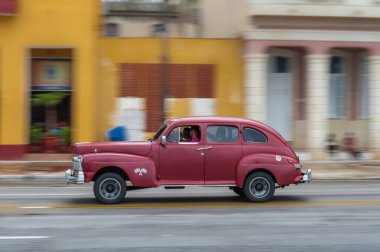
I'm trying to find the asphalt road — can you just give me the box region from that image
[0,181,379,252]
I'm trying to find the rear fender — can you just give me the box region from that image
[82,153,157,187]
[236,154,299,187]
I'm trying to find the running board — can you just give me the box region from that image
[160,184,236,188]
[164,186,185,189]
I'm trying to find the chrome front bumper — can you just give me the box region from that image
[65,169,84,184]
[65,155,84,184]
[302,169,312,182]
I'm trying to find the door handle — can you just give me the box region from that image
[196,146,212,151]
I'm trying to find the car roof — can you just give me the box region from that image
[166,116,287,145]
[168,116,269,129]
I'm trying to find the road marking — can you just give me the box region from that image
[0,236,50,240]
[53,201,380,209]
[1,201,380,211]
[0,193,90,196]
[18,206,51,209]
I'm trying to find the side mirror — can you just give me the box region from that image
[161,136,167,145]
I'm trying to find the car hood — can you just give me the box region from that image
[74,141,152,156]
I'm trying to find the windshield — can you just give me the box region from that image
[150,124,167,141]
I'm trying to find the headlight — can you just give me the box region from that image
[294,163,302,169]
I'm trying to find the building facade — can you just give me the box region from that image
[103,0,248,38]
[0,0,244,159]
[245,0,380,159]
[0,0,101,159]
[2,0,380,160]
[99,0,246,140]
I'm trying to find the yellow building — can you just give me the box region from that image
[98,38,244,141]
[0,0,101,158]
[0,0,244,159]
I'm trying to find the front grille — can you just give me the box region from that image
[72,155,82,172]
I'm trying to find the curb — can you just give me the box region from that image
[0,174,379,183]
[0,173,64,183]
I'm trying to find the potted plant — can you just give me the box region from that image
[32,92,68,153]
[29,125,43,153]
[59,126,72,153]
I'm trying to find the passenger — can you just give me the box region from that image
[190,127,200,142]
[181,127,192,142]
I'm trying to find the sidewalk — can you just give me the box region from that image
[1,157,380,183]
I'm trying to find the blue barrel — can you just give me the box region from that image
[107,126,128,141]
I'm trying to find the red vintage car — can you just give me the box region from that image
[65,116,311,204]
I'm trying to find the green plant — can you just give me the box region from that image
[30,125,43,145]
[32,92,68,131]
[60,127,71,146]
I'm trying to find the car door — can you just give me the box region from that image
[159,124,205,184]
[204,124,242,185]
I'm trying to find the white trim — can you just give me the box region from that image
[248,2,380,18]
[245,29,380,42]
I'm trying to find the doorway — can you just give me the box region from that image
[267,55,293,141]
[29,49,73,153]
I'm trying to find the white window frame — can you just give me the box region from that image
[359,55,370,119]
[328,55,346,119]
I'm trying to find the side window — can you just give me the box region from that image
[207,125,238,143]
[167,127,180,143]
[167,125,201,143]
[243,128,267,143]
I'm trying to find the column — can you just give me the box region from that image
[245,54,268,123]
[306,55,330,160]
[368,56,380,158]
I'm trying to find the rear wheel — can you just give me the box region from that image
[94,172,126,204]
[243,172,275,202]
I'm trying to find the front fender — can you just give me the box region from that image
[236,154,300,187]
[82,153,157,187]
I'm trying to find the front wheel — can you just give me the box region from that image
[94,172,127,204]
[243,172,275,202]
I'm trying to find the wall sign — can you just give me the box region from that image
[32,60,72,90]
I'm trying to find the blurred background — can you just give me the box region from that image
[1,0,380,160]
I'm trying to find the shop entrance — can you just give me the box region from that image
[29,49,72,153]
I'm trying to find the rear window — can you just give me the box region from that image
[207,125,238,143]
[243,128,267,143]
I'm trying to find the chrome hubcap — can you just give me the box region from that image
[249,177,270,198]
[99,178,121,200]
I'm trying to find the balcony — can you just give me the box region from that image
[103,0,179,18]
[249,0,380,18]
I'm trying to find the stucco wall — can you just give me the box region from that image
[98,38,244,139]
[0,0,101,148]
